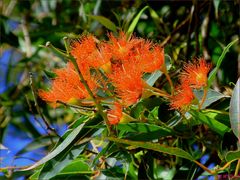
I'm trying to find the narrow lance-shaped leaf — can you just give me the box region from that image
[190,111,230,137]
[39,145,87,179]
[57,158,92,175]
[208,38,239,87]
[106,137,194,161]
[88,15,117,32]
[229,78,240,143]
[22,122,86,171]
[35,115,102,179]
[126,6,149,38]
[213,0,220,18]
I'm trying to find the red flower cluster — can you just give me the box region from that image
[39,63,97,105]
[107,103,123,125]
[39,32,164,124]
[180,58,212,88]
[170,58,211,111]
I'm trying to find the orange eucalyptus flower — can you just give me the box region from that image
[106,32,143,62]
[70,35,110,69]
[180,58,211,88]
[38,63,98,105]
[109,61,143,107]
[136,43,164,73]
[107,102,123,125]
[170,84,195,111]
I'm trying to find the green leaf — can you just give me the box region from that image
[117,123,173,135]
[39,145,87,179]
[57,158,92,175]
[213,0,220,18]
[92,142,112,166]
[88,15,117,32]
[22,119,87,171]
[148,106,159,121]
[101,166,125,178]
[190,111,230,136]
[126,6,149,37]
[106,137,194,161]
[144,70,163,86]
[143,54,171,86]
[208,38,239,87]
[36,115,103,179]
[193,89,228,109]
[229,78,240,141]
[44,70,57,79]
[201,110,230,127]
[225,150,240,162]
[29,166,43,180]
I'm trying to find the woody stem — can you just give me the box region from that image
[199,88,208,109]
[234,159,240,176]
[161,64,174,95]
[193,160,215,175]
[69,56,112,135]
[143,81,171,98]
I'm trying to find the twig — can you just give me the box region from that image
[3,0,17,16]
[199,87,208,109]
[160,14,191,47]
[193,160,215,175]
[201,0,212,61]
[29,72,61,139]
[69,57,112,135]
[25,94,50,136]
[61,38,112,135]
[235,159,240,177]
[186,5,194,59]
[193,0,200,56]
[56,100,97,111]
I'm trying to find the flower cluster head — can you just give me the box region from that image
[180,58,211,89]
[170,58,211,111]
[38,63,98,106]
[170,84,195,111]
[39,32,165,123]
[107,102,123,125]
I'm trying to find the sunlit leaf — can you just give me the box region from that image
[126,6,149,37]
[225,150,240,162]
[190,111,230,136]
[56,158,92,175]
[39,145,87,179]
[44,70,57,79]
[22,120,87,171]
[229,78,240,141]
[36,115,103,178]
[88,15,117,32]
